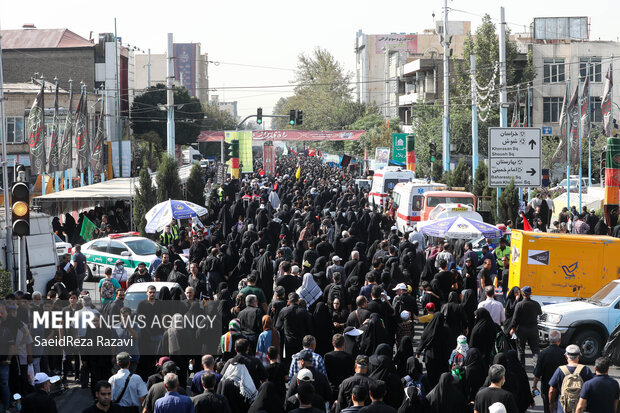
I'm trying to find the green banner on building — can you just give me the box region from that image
[392,133,408,163]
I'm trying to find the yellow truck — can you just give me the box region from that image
[508,230,620,305]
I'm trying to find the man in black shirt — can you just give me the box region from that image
[238,294,264,353]
[509,285,542,364]
[474,364,518,413]
[346,296,371,328]
[22,373,59,413]
[533,330,566,413]
[275,293,313,357]
[276,262,302,296]
[127,262,151,287]
[154,253,173,282]
[477,258,493,292]
[324,334,355,398]
[337,355,375,412]
[433,259,452,303]
[267,286,288,325]
[192,372,232,413]
[359,380,397,413]
[82,380,123,413]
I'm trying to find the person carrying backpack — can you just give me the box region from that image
[548,345,594,413]
[98,267,121,304]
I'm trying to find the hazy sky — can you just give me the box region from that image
[2,0,618,124]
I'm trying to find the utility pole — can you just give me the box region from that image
[166,33,175,158]
[384,46,390,118]
[115,18,122,177]
[442,0,450,172]
[147,48,151,88]
[471,54,478,181]
[497,6,508,216]
[499,7,508,128]
[0,30,14,282]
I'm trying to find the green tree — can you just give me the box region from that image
[272,48,368,152]
[130,84,204,147]
[133,159,157,235]
[186,164,205,206]
[203,102,237,130]
[156,153,182,202]
[473,163,492,197]
[345,110,400,157]
[498,178,519,224]
[450,159,472,191]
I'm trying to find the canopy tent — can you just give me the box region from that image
[33,164,195,216]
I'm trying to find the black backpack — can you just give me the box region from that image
[328,284,345,304]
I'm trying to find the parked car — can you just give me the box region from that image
[54,234,72,259]
[538,280,620,363]
[81,232,187,280]
[124,281,181,311]
[549,176,589,193]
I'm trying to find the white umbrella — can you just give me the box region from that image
[417,216,502,239]
[145,200,208,233]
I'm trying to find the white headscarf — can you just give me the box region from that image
[456,335,469,357]
[222,362,257,401]
[296,273,322,307]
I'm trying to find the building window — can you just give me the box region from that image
[543,97,562,123]
[5,117,24,143]
[590,97,603,123]
[580,58,602,82]
[543,58,565,83]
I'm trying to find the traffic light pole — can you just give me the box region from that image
[18,236,25,292]
[0,31,14,282]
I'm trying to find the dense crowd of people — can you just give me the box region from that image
[3,154,619,413]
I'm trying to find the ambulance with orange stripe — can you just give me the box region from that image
[369,167,416,210]
[394,185,478,233]
[392,181,447,232]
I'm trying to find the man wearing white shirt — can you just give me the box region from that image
[407,225,425,252]
[477,286,506,326]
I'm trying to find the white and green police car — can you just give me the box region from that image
[82,232,169,280]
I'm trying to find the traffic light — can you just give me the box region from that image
[296,110,303,126]
[429,142,437,162]
[11,180,30,237]
[223,141,233,161]
[256,108,263,125]
[289,110,296,126]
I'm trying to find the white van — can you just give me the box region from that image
[0,211,60,293]
[369,167,416,210]
[393,181,448,233]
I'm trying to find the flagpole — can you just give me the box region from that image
[80,83,85,187]
[578,75,583,212]
[53,77,59,193]
[41,76,46,196]
[88,101,93,186]
[588,58,592,188]
[101,85,106,183]
[567,79,571,213]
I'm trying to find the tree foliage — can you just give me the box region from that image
[272,48,368,152]
[345,109,400,157]
[156,153,182,202]
[186,164,205,206]
[134,159,157,235]
[203,102,237,131]
[498,178,519,224]
[130,84,204,147]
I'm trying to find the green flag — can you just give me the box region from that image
[80,216,96,242]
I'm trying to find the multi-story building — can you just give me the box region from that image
[134,43,209,105]
[355,21,470,120]
[515,17,620,178]
[1,25,135,178]
[210,95,238,121]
